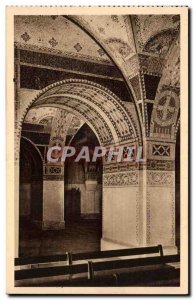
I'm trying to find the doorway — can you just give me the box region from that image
[64,188,81,223]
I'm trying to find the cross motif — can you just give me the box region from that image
[154,90,178,127]
[157,95,175,121]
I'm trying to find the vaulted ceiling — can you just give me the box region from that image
[14,14,180,66]
[14,15,112,64]
[17,14,180,145]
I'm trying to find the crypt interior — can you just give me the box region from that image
[14,14,180,286]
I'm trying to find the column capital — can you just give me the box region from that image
[43,164,64,181]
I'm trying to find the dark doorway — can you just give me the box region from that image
[19,137,43,222]
[65,188,81,223]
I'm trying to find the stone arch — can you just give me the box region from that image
[20,136,44,163]
[19,79,141,148]
[24,106,57,124]
[19,136,43,236]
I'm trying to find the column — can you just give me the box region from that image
[42,164,65,230]
[85,180,98,218]
[101,143,177,254]
[101,164,140,250]
[140,140,177,254]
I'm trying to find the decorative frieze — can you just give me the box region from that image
[43,164,64,181]
[145,159,175,171]
[103,171,139,186]
[103,161,138,173]
[147,171,175,186]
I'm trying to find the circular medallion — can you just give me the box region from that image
[154,90,178,126]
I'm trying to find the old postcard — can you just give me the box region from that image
[6,6,188,294]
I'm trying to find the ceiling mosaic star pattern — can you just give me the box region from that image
[14,15,112,64]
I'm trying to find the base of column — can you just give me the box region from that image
[101,238,135,251]
[81,213,99,220]
[42,221,65,230]
[101,238,178,255]
[33,220,65,230]
[162,245,178,255]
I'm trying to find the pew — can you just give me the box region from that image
[15,244,163,267]
[31,262,180,287]
[15,245,180,286]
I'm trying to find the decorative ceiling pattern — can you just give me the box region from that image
[24,107,57,124]
[24,106,84,142]
[70,15,179,64]
[50,109,74,145]
[157,37,180,89]
[17,15,180,147]
[29,79,140,146]
[69,15,180,135]
[132,15,180,52]
[14,15,111,64]
[49,110,84,147]
[143,29,177,57]
[149,36,180,140]
[70,15,136,66]
[67,116,84,137]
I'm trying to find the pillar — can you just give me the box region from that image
[42,164,65,230]
[101,168,140,250]
[101,150,177,254]
[139,167,176,254]
[84,180,98,218]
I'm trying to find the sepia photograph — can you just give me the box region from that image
[6,6,188,295]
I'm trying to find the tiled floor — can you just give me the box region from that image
[19,219,102,257]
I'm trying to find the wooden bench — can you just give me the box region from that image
[15,245,180,286]
[32,261,180,287]
[15,244,163,267]
[15,254,180,286]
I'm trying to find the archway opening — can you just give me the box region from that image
[18,79,138,256]
[19,137,43,256]
[64,123,103,247]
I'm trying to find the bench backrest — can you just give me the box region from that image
[15,245,163,267]
[15,253,180,281]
